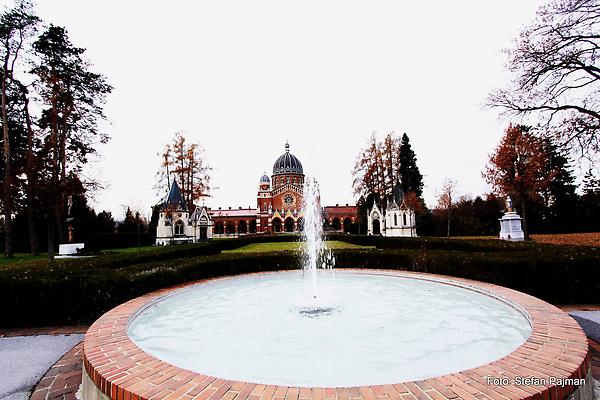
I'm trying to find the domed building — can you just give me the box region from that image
[202,142,357,237]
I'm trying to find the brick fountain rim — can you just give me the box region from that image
[82,269,592,400]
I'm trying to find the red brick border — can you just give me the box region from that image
[30,341,83,400]
[83,270,591,400]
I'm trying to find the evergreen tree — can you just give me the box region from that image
[398,133,423,197]
[540,136,577,232]
[0,0,39,256]
[32,24,112,258]
[96,210,115,233]
[577,169,600,232]
[118,207,145,233]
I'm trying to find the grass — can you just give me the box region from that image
[0,245,159,268]
[224,240,372,253]
[0,253,47,266]
[111,245,161,254]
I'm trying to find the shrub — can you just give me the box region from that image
[1,234,598,328]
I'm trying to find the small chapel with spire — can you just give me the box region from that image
[367,181,417,237]
[155,179,212,245]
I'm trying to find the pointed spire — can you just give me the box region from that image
[285,141,290,152]
[165,179,188,211]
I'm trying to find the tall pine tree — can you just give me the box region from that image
[398,133,423,197]
[32,25,112,259]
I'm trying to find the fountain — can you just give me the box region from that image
[81,175,592,399]
[298,176,336,316]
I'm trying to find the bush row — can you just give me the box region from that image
[0,251,299,328]
[333,248,600,305]
[0,242,600,328]
[85,232,156,251]
[326,233,585,253]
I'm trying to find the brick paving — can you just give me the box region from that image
[0,325,88,338]
[29,341,83,400]
[590,338,600,381]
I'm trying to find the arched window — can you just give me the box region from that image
[403,213,407,226]
[394,214,397,226]
[174,220,184,235]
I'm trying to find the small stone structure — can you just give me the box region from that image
[58,243,85,256]
[155,180,213,245]
[367,182,417,237]
[499,197,524,241]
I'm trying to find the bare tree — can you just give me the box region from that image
[436,178,457,238]
[489,0,600,156]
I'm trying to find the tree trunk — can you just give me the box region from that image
[54,199,63,244]
[50,76,63,245]
[520,196,529,241]
[47,215,54,260]
[21,84,39,255]
[446,210,451,238]
[1,57,13,257]
[27,204,39,255]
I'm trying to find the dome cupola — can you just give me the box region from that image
[272,142,303,176]
[259,173,270,186]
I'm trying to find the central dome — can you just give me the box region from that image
[273,142,303,175]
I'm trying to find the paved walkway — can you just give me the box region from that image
[29,343,83,400]
[0,335,83,400]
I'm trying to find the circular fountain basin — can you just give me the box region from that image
[128,270,530,387]
[82,270,592,400]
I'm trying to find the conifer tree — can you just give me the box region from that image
[398,133,423,197]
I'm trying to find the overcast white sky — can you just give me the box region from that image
[26,0,547,219]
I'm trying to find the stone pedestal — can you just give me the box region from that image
[499,212,524,241]
[59,243,85,255]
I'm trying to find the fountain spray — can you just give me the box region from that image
[301,176,334,301]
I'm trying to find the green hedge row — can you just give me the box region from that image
[0,251,300,328]
[2,234,598,328]
[327,233,578,253]
[333,248,600,305]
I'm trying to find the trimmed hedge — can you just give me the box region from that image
[1,234,598,328]
[326,233,580,252]
[85,232,156,251]
[333,248,600,305]
[1,251,299,328]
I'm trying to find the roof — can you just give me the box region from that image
[273,142,303,176]
[161,180,188,211]
[388,180,405,210]
[260,173,270,183]
[208,208,257,218]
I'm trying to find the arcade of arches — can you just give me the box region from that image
[208,144,358,236]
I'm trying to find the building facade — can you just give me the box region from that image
[155,180,213,245]
[367,182,417,237]
[156,143,358,244]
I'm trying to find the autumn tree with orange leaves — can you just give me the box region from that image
[156,132,211,206]
[484,125,557,240]
[353,132,423,207]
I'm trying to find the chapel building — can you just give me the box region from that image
[155,142,358,244]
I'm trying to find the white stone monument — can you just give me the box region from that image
[499,197,524,241]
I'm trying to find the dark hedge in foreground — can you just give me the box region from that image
[1,234,598,328]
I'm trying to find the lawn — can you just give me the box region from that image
[112,245,161,254]
[224,240,372,253]
[0,253,47,266]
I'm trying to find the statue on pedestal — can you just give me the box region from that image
[499,195,524,241]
